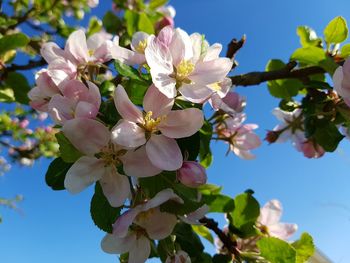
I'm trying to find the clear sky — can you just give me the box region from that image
[1,0,350,262]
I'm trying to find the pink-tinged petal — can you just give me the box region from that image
[128,235,151,263]
[121,146,162,177]
[204,43,223,61]
[62,118,110,155]
[157,26,173,47]
[143,84,174,118]
[92,42,112,62]
[190,33,203,64]
[146,135,183,170]
[101,232,136,254]
[190,58,233,85]
[113,208,142,237]
[159,108,204,138]
[232,147,256,160]
[40,42,66,63]
[142,188,183,211]
[180,205,209,225]
[64,156,105,193]
[169,28,193,65]
[268,223,298,240]
[111,120,146,148]
[86,81,101,109]
[179,83,213,103]
[111,46,146,65]
[235,132,261,150]
[48,94,75,124]
[65,29,89,63]
[87,31,112,51]
[35,69,60,97]
[100,168,130,207]
[47,69,70,87]
[259,199,283,226]
[114,85,143,122]
[138,208,177,240]
[61,79,88,101]
[75,101,99,119]
[150,70,177,98]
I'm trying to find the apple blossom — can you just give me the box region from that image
[177,161,207,188]
[299,139,325,159]
[101,189,183,262]
[165,250,191,263]
[144,26,233,102]
[111,84,204,171]
[258,199,298,240]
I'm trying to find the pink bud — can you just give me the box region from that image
[156,17,175,33]
[300,140,325,159]
[177,161,207,188]
[19,119,29,129]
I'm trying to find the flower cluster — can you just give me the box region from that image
[29,25,264,262]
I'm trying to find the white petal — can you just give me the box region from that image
[128,235,151,263]
[101,232,136,254]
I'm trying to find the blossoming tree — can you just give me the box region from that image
[1,0,349,262]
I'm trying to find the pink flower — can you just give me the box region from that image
[62,118,160,207]
[333,59,350,107]
[177,161,207,188]
[217,119,261,159]
[258,200,298,240]
[299,139,325,159]
[48,80,101,125]
[165,250,191,263]
[111,84,203,171]
[144,26,233,102]
[209,89,246,116]
[101,189,183,263]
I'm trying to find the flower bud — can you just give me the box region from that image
[165,250,191,263]
[300,140,325,159]
[177,161,207,188]
[264,130,280,144]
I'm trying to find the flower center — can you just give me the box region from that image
[135,208,156,222]
[176,60,195,81]
[143,111,163,132]
[135,39,148,54]
[88,49,95,57]
[99,143,127,167]
[259,224,269,235]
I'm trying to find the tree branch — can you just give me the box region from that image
[199,217,241,260]
[5,58,46,72]
[230,62,325,87]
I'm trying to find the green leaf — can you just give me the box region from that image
[340,43,350,57]
[177,132,200,161]
[102,11,122,34]
[292,233,315,263]
[324,16,348,44]
[313,120,344,152]
[125,10,139,36]
[257,237,296,263]
[202,194,235,213]
[0,88,15,102]
[0,33,30,55]
[122,79,149,106]
[192,225,214,244]
[173,223,204,259]
[149,0,168,9]
[98,99,121,127]
[266,60,301,99]
[55,132,83,163]
[199,120,213,168]
[231,193,260,229]
[87,16,102,36]
[139,171,174,198]
[198,184,222,195]
[114,60,145,81]
[90,182,122,233]
[4,72,30,104]
[296,26,322,47]
[45,158,73,190]
[291,47,326,65]
[138,13,155,34]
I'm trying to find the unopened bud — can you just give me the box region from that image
[177,161,207,188]
[265,130,279,144]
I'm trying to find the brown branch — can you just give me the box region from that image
[230,62,325,87]
[226,36,246,69]
[199,217,241,261]
[5,58,46,72]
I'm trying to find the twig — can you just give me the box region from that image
[199,217,241,261]
[5,58,46,72]
[226,36,246,69]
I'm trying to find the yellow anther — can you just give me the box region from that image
[135,39,148,54]
[143,111,162,132]
[176,60,195,81]
[136,208,156,222]
[88,49,95,56]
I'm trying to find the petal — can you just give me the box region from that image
[190,33,203,63]
[75,101,99,119]
[190,58,233,85]
[64,156,105,193]
[169,28,190,66]
[121,146,162,177]
[204,43,223,61]
[146,135,183,170]
[137,208,177,240]
[145,35,173,74]
[143,84,174,118]
[40,42,66,63]
[35,69,60,97]
[142,188,183,211]
[180,205,209,225]
[114,85,143,122]
[101,232,136,254]
[62,118,110,155]
[111,120,146,148]
[100,167,130,207]
[86,81,101,109]
[48,94,75,124]
[157,26,173,47]
[87,31,112,51]
[65,29,89,63]
[149,70,177,98]
[128,235,151,263]
[159,108,204,138]
[258,199,283,225]
[113,208,142,237]
[111,45,146,65]
[268,223,298,240]
[61,79,88,101]
[179,83,213,103]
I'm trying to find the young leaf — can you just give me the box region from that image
[231,192,260,229]
[296,26,322,47]
[55,132,83,163]
[45,158,73,190]
[340,43,350,57]
[102,11,122,34]
[114,60,145,81]
[125,10,139,36]
[324,16,348,44]
[199,120,213,168]
[138,13,155,34]
[0,33,30,55]
[4,72,30,104]
[192,225,214,244]
[201,194,235,213]
[292,232,315,263]
[149,0,168,9]
[257,237,296,263]
[90,182,122,233]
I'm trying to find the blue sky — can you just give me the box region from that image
[1,0,350,262]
